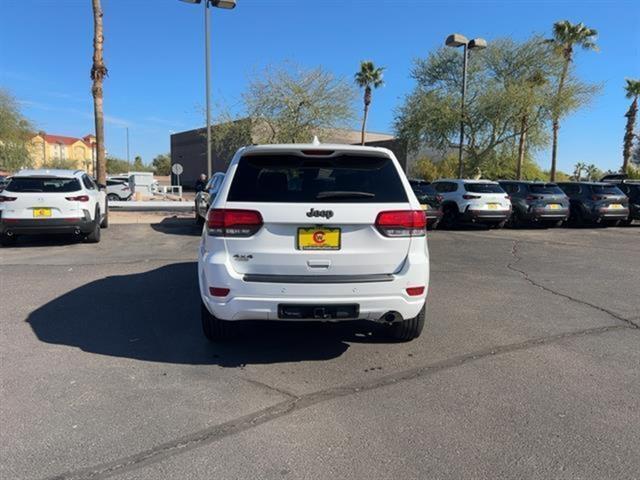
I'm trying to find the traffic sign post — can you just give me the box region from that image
[171,163,184,186]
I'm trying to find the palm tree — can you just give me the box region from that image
[623,79,640,172]
[573,161,586,181]
[516,71,547,180]
[548,21,598,181]
[91,0,108,185]
[355,61,385,145]
[585,164,599,181]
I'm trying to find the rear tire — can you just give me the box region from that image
[0,234,16,247]
[440,206,458,230]
[195,202,205,226]
[100,199,109,228]
[201,301,233,341]
[84,209,101,243]
[388,306,425,341]
[550,219,565,228]
[107,193,119,201]
[489,220,507,230]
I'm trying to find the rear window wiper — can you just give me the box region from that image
[316,191,375,199]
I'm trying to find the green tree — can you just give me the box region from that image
[623,79,640,173]
[106,156,130,174]
[132,155,144,171]
[547,20,598,180]
[572,161,586,180]
[0,89,34,172]
[354,61,385,145]
[395,37,556,177]
[245,63,356,143]
[585,163,602,181]
[152,153,171,176]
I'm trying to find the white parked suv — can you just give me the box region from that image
[198,143,429,341]
[431,179,512,228]
[0,169,107,246]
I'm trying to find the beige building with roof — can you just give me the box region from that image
[29,132,96,172]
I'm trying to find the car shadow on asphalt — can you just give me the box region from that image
[2,233,83,248]
[150,217,202,237]
[26,262,392,367]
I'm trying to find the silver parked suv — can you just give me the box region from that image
[431,179,512,229]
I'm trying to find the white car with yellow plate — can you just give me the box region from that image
[0,169,107,246]
[198,143,430,341]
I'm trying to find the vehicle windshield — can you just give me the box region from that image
[591,185,624,195]
[5,177,82,193]
[227,154,408,203]
[529,184,565,195]
[464,183,504,194]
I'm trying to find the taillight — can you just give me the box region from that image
[406,286,425,296]
[207,209,263,237]
[0,195,17,202]
[66,195,90,202]
[375,210,426,237]
[591,195,604,201]
[526,195,543,201]
[209,287,230,297]
[462,194,481,200]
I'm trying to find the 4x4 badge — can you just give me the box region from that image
[306,208,334,219]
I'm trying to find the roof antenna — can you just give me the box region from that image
[311,135,320,146]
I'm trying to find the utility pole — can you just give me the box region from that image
[126,127,130,167]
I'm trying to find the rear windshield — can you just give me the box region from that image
[464,183,504,194]
[227,154,408,203]
[411,184,437,202]
[590,185,624,195]
[529,184,565,195]
[5,177,82,193]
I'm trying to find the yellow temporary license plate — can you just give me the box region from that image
[609,204,623,209]
[549,204,561,209]
[33,208,52,218]
[487,204,499,209]
[420,204,428,210]
[297,227,341,250]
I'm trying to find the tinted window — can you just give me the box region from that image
[411,184,437,203]
[464,183,504,194]
[622,184,639,200]
[590,185,623,195]
[529,184,564,195]
[558,184,579,195]
[227,154,408,203]
[107,180,125,186]
[5,177,82,193]
[82,175,96,190]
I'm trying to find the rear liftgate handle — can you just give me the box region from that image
[307,260,331,269]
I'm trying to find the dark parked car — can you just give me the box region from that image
[557,182,629,226]
[600,178,640,225]
[409,179,443,229]
[498,181,570,227]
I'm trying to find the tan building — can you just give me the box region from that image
[29,132,96,172]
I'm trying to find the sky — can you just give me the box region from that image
[1,0,639,174]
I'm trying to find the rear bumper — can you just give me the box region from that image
[523,207,570,221]
[584,207,630,221]
[463,208,511,223]
[0,217,94,235]
[199,252,429,322]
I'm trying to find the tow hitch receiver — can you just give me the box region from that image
[278,304,359,320]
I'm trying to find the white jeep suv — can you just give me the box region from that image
[431,179,512,228]
[0,169,107,246]
[198,144,429,341]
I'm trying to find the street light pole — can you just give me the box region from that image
[204,0,212,178]
[179,0,236,180]
[457,42,468,179]
[445,34,487,179]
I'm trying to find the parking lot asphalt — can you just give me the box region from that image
[1,221,639,480]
